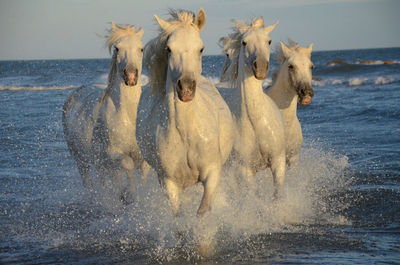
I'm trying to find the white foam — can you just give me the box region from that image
[0,84,77,91]
[374,76,396,85]
[311,79,328,87]
[206,76,221,86]
[64,144,351,261]
[141,74,149,86]
[349,77,367,86]
[96,73,108,84]
[332,79,344,85]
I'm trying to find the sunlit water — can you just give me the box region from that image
[1,48,399,264]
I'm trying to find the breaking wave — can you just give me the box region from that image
[312,75,400,87]
[0,74,150,92]
[0,84,78,91]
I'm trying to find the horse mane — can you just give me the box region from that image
[274,39,309,64]
[144,9,199,96]
[104,23,138,53]
[218,17,265,84]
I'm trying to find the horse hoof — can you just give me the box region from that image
[197,242,213,258]
[119,190,135,205]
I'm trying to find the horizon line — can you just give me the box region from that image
[0,46,399,62]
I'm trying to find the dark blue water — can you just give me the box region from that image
[1,48,399,264]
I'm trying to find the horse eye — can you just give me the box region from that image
[288,64,294,70]
[166,46,171,53]
[140,48,144,53]
[115,47,119,53]
[242,41,247,46]
[310,64,314,70]
[200,47,204,53]
[226,53,229,58]
[268,40,272,45]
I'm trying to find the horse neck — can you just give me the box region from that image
[236,52,264,108]
[106,62,141,113]
[268,65,298,117]
[164,70,197,126]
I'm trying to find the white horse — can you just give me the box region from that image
[63,23,149,196]
[218,17,286,198]
[266,41,314,166]
[136,8,233,217]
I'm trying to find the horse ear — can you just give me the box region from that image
[111,21,117,32]
[306,43,313,57]
[253,17,264,28]
[264,20,279,35]
[219,37,228,46]
[154,14,169,31]
[233,19,247,34]
[194,8,206,31]
[280,42,291,58]
[137,27,144,39]
[219,37,231,49]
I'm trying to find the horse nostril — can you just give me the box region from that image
[177,78,196,91]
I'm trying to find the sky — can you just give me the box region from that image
[0,0,399,60]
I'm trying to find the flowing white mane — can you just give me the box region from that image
[104,23,138,53]
[274,40,311,63]
[144,9,200,96]
[218,17,265,83]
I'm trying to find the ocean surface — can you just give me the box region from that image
[1,47,399,264]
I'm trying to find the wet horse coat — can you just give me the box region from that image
[63,23,149,195]
[137,9,233,217]
[266,41,314,166]
[218,18,286,198]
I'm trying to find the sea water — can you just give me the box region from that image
[0,48,399,264]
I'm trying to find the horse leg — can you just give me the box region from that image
[197,167,221,218]
[270,153,286,200]
[287,152,299,168]
[239,164,255,183]
[121,156,135,195]
[140,161,151,184]
[164,178,181,215]
[77,162,92,189]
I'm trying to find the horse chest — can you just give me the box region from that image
[235,95,284,166]
[156,112,218,185]
[102,103,137,152]
[285,118,303,152]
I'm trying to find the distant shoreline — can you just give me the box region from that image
[1,46,400,62]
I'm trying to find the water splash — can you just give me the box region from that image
[35,143,350,262]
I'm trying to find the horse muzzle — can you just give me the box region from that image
[123,68,138,86]
[252,60,269,80]
[298,85,314,106]
[177,77,196,102]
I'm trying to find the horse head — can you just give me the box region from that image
[107,22,144,87]
[280,41,314,105]
[154,8,206,102]
[235,18,278,80]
